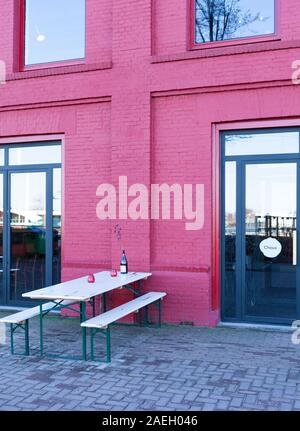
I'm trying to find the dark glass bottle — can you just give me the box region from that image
[120,250,128,274]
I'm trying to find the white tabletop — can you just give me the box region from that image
[22,271,152,302]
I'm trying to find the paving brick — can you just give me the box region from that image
[0,314,300,411]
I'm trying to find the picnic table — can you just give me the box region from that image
[22,271,151,360]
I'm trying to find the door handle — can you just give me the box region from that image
[293,230,297,266]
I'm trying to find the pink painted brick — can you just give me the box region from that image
[0,0,299,326]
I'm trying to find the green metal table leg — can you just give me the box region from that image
[106,326,111,363]
[24,320,30,356]
[158,299,162,328]
[81,301,87,361]
[79,302,83,323]
[103,292,107,312]
[10,324,14,355]
[134,280,143,326]
[145,305,149,326]
[39,304,44,356]
[92,297,96,317]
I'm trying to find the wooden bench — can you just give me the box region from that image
[0,300,77,356]
[81,291,166,362]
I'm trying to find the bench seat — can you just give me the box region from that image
[81,292,166,329]
[0,300,76,325]
[81,291,166,363]
[0,300,78,356]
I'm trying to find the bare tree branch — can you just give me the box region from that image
[195,0,270,43]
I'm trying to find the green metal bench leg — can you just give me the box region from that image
[10,324,14,355]
[10,321,30,356]
[39,304,44,356]
[90,327,111,363]
[90,328,95,361]
[80,301,87,361]
[106,326,111,363]
[24,320,30,356]
[158,299,162,328]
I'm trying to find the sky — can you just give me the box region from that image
[25,0,85,65]
[196,0,275,41]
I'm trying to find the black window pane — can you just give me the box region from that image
[195,0,275,44]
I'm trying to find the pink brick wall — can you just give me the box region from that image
[0,0,300,326]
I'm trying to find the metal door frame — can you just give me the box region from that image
[221,130,300,325]
[0,142,61,307]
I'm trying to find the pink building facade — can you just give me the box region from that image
[0,0,300,326]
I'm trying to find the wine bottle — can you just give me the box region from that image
[120,250,128,274]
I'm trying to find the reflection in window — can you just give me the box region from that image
[245,163,297,318]
[10,172,46,301]
[246,164,297,237]
[225,131,299,156]
[25,0,85,65]
[224,161,236,318]
[195,0,275,44]
[9,145,61,166]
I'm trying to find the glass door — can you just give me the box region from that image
[222,128,300,325]
[0,142,61,307]
[9,171,47,303]
[0,174,3,304]
[243,162,298,321]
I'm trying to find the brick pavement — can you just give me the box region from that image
[0,312,300,411]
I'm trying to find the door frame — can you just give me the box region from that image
[0,142,61,307]
[214,121,300,325]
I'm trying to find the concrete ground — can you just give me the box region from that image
[0,311,299,411]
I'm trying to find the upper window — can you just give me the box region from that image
[9,144,61,165]
[24,0,86,66]
[195,0,275,45]
[224,130,299,156]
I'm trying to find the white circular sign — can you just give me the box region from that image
[259,238,282,258]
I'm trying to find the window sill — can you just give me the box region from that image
[6,61,112,81]
[22,59,87,71]
[191,34,279,50]
[152,38,300,64]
